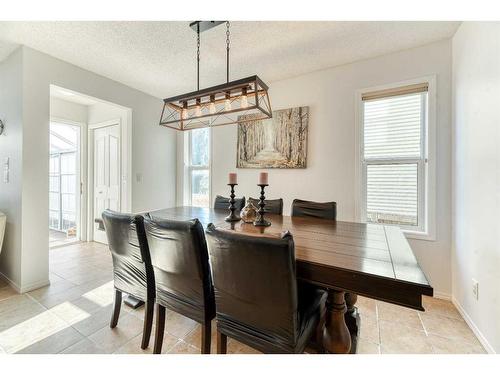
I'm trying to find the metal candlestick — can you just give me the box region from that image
[225,183,241,222]
[254,184,271,227]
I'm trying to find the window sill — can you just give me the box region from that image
[403,229,436,242]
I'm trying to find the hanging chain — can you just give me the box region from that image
[197,24,201,91]
[194,22,229,90]
[226,21,230,83]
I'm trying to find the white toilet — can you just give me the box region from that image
[0,211,5,256]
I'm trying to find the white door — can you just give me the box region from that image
[93,124,120,244]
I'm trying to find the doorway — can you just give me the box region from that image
[48,85,132,248]
[49,121,82,248]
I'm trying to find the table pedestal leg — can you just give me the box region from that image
[322,289,351,354]
[344,293,360,354]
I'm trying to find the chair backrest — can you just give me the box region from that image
[101,209,154,302]
[144,215,213,320]
[291,199,337,220]
[248,197,283,215]
[205,224,299,343]
[213,195,245,211]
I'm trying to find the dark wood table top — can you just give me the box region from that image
[148,206,433,310]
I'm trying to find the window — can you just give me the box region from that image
[49,122,78,234]
[359,82,430,234]
[188,128,210,207]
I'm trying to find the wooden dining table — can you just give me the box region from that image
[148,206,433,354]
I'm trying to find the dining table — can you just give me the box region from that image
[147,206,434,354]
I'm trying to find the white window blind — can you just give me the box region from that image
[361,87,427,231]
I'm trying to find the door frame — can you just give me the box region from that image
[87,118,131,242]
[50,117,87,243]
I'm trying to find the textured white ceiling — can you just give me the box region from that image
[0,21,460,99]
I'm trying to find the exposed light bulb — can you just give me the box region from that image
[241,95,248,108]
[181,102,188,120]
[209,95,216,114]
[195,99,202,117]
[240,88,248,108]
[225,92,232,112]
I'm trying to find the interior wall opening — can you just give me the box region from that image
[49,121,81,248]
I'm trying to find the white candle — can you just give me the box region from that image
[258,172,268,185]
[228,172,237,185]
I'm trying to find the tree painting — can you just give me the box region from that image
[237,106,309,168]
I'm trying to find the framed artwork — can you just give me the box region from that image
[237,106,309,168]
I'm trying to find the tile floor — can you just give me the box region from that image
[49,229,78,248]
[0,241,486,354]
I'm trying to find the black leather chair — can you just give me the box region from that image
[101,210,155,350]
[205,224,327,354]
[291,199,337,220]
[144,215,216,354]
[248,197,283,215]
[213,195,245,211]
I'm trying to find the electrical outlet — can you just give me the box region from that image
[472,279,479,300]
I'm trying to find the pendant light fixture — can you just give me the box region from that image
[159,21,272,131]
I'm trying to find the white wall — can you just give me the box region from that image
[0,49,23,287]
[207,40,453,296]
[50,97,88,124]
[452,22,500,353]
[1,46,177,292]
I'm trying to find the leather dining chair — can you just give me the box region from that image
[213,195,245,211]
[205,224,327,354]
[101,210,155,350]
[291,199,337,220]
[144,215,216,354]
[248,197,283,215]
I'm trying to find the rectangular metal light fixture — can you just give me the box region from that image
[159,75,272,131]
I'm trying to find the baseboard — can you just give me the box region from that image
[452,297,496,354]
[0,270,22,293]
[19,278,50,293]
[0,271,49,294]
[433,291,451,300]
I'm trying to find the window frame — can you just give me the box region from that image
[49,150,78,232]
[186,127,211,207]
[354,76,436,241]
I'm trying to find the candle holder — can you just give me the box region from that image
[225,183,241,222]
[254,184,271,227]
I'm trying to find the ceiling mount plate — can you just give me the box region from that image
[189,21,225,33]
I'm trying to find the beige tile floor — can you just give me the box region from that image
[0,241,486,354]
